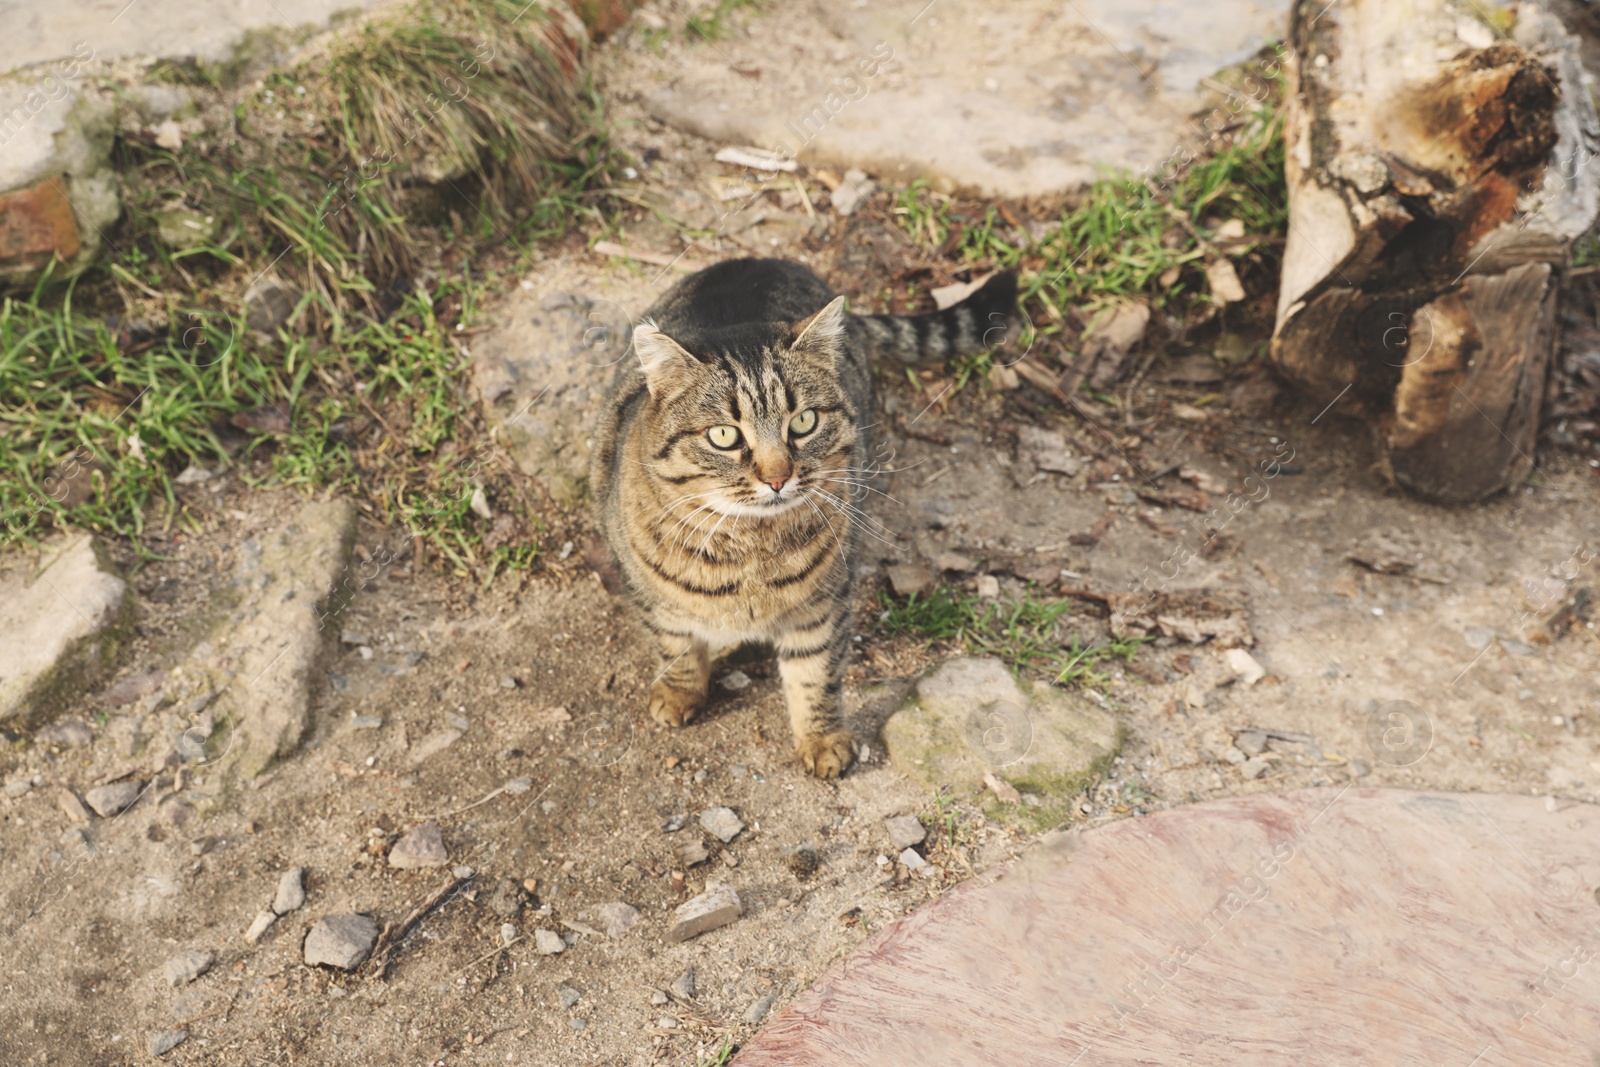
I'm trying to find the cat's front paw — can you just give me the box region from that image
[796,730,856,779]
[648,681,704,728]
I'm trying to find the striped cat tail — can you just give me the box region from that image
[852,270,1019,366]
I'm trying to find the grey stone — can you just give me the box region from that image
[148,1030,188,1057]
[651,989,670,1006]
[388,822,449,869]
[84,779,143,817]
[162,949,214,987]
[592,900,641,939]
[666,885,742,943]
[745,993,776,1024]
[568,1017,587,1031]
[637,0,1284,199]
[534,928,566,955]
[471,273,639,505]
[272,867,305,915]
[1235,730,1268,755]
[0,534,130,725]
[882,656,1121,827]
[558,984,581,1009]
[899,847,928,870]
[1239,757,1270,781]
[37,718,93,747]
[720,670,752,691]
[198,498,356,778]
[500,922,517,947]
[302,913,379,970]
[884,815,927,851]
[670,969,696,1000]
[700,806,745,843]
[3,776,32,798]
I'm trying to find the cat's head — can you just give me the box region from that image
[632,296,857,518]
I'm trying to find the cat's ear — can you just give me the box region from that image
[790,295,849,360]
[633,320,698,399]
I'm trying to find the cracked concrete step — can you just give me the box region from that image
[0,531,132,726]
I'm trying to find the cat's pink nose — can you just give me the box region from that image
[765,475,788,492]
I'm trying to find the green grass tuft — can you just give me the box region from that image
[891,105,1286,317]
[881,584,1147,687]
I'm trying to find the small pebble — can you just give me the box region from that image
[883,815,926,851]
[650,990,670,1006]
[500,923,517,947]
[273,867,306,915]
[568,1018,587,1031]
[303,913,379,970]
[745,994,776,1024]
[350,716,383,730]
[148,1030,188,1057]
[899,847,927,871]
[85,779,144,817]
[535,929,565,955]
[558,985,581,1009]
[1239,757,1270,781]
[388,822,449,869]
[163,950,214,987]
[1234,730,1268,756]
[700,806,745,843]
[670,969,696,1000]
[500,675,519,689]
[504,777,533,794]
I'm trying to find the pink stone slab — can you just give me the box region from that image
[740,789,1600,1066]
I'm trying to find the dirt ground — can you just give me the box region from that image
[4,12,1600,1067]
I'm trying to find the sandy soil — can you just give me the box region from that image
[2,7,1600,1067]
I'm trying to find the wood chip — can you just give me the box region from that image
[713,146,797,172]
[592,241,707,273]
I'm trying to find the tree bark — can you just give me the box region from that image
[1273,0,1600,502]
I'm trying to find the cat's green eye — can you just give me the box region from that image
[706,425,742,449]
[789,409,818,436]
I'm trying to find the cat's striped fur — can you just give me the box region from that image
[593,258,1017,777]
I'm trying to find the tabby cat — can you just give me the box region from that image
[592,258,1017,778]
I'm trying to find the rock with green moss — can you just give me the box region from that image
[882,656,1122,830]
[0,533,133,726]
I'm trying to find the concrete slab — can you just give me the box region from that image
[0,0,387,73]
[740,789,1600,1065]
[0,532,131,725]
[623,0,1286,198]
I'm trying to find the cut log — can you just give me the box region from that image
[1273,0,1600,502]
